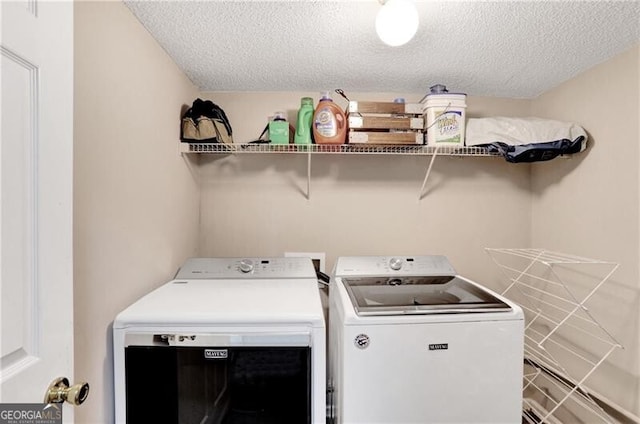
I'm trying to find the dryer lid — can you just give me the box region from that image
[341,275,511,316]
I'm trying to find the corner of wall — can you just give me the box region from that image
[528,43,640,418]
[74,2,200,423]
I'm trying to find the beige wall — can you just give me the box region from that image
[73,2,200,423]
[198,91,532,289]
[531,45,640,417]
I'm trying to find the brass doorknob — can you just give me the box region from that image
[44,377,90,406]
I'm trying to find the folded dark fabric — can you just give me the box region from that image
[476,136,586,163]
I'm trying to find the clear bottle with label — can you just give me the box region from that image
[312,92,347,145]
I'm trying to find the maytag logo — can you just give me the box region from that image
[429,343,448,351]
[204,349,228,359]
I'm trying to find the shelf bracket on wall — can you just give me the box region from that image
[306,149,312,200]
[418,146,439,199]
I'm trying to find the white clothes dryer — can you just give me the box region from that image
[329,255,524,424]
[113,257,326,424]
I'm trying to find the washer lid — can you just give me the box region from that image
[342,275,511,316]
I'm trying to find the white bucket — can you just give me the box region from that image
[424,93,467,147]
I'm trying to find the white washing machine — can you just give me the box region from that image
[329,255,524,424]
[113,257,326,424]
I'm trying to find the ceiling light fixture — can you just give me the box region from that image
[375,0,419,47]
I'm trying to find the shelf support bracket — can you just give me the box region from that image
[306,149,312,200]
[418,147,439,199]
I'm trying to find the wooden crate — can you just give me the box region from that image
[348,101,423,115]
[347,100,425,145]
[349,115,424,130]
[348,131,424,144]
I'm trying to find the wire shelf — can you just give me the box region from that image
[180,142,499,200]
[486,248,622,424]
[180,142,500,157]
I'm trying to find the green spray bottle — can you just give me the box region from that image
[294,97,314,144]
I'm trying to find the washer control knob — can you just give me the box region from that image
[389,258,403,271]
[239,259,254,273]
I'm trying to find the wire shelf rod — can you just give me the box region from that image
[518,293,581,324]
[524,374,613,423]
[517,301,620,347]
[522,399,565,424]
[506,271,622,347]
[523,340,585,381]
[518,291,596,326]
[523,309,544,332]
[522,379,561,410]
[543,344,620,420]
[524,358,571,394]
[538,265,620,346]
[503,278,581,308]
[524,343,565,375]
[495,249,546,299]
[526,333,599,371]
[528,312,620,349]
[526,329,599,368]
[532,370,612,419]
[523,345,566,375]
[523,367,542,391]
[510,287,579,321]
[523,335,622,410]
[518,294,602,331]
[555,264,622,347]
[499,264,573,290]
[486,248,615,265]
[523,353,562,377]
[524,369,541,379]
[518,296,581,348]
[537,379,584,422]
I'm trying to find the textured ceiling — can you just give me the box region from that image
[124,0,640,98]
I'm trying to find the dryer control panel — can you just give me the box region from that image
[334,255,457,277]
[174,257,317,279]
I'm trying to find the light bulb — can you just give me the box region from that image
[375,0,419,47]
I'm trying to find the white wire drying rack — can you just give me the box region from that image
[180,143,499,199]
[485,248,622,424]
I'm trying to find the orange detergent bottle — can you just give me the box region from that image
[312,92,347,144]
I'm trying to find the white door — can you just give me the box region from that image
[0,0,76,419]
